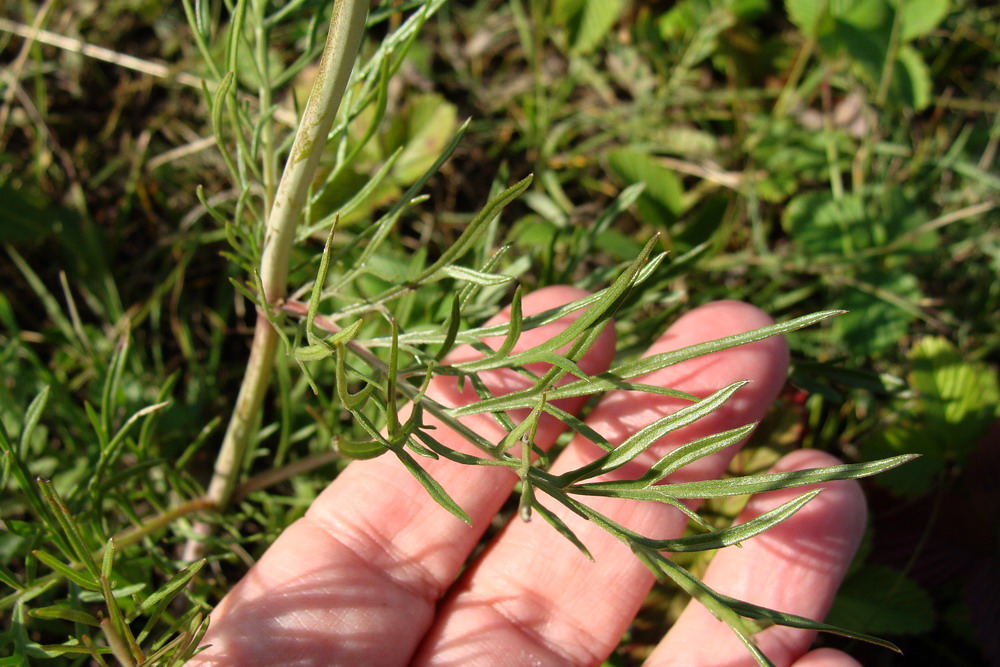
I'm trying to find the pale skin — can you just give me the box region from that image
[191,286,866,666]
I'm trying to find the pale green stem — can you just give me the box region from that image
[202,0,371,521]
[101,617,137,667]
[255,0,277,209]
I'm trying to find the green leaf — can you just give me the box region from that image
[890,0,950,40]
[393,447,471,525]
[783,191,871,256]
[817,0,893,84]
[865,336,999,495]
[392,94,459,185]
[32,550,101,591]
[571,0,624,55]
[536,352,591,382]
[560,183,645,281]
[302,146,405,236]
[29,606,100,627]
[833,271,922,356]
[448,376,696,417]
[17,386,49,458]
[640,550,775,665]
[893,44,933,111]
[608,310,842,381]
[79,581,145,603]
[632,424,758,488]
[721,591,902,652]
[646,550,901,655]
[532,502,593,561]
[862,425,941,496]
[438,265,514,287]
[543,403,613,452]
[434,295,461,362]
[785,0,826,38]
[560,381,747,484]
[451,238,656,377]
[620,490,821,553]
[576,455,917,499]
[910,336,1000,440]
[296,319,364,362]
[826,565,935,635]
[552,0,586,25]
[135,559,206,618]
[493,285,523,359]
[0,183,62,242]
[414,429,516,469]
[416,174,534,285]
[307,222,338,344]
[36,481,101,580]
[336,438,386,460]
[607,149,683,225]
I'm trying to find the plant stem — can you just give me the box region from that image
[189,0,370,558]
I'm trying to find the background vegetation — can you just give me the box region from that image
[1,0,997,664]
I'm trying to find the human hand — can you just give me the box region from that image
[191,286,866,666]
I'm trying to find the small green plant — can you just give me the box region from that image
[0,2,918,665]
[9,0,995,664]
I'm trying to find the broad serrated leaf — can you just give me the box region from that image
[832,271,922,356]
[890,0,950,40]
[826,565,935,635]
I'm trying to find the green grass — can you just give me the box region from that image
[1,0,998,664]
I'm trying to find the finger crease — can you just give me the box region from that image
[303,510,443,609]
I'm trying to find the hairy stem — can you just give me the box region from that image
[190,0,370,557]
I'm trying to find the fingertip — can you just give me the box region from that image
[648,300,790,392]
[650,449,869,666]
[792,647,863,667]
[604,300,790,483]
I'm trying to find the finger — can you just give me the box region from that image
[648,449,866,667]
[792,648,862,667]
[415,301,790,665]
[193,286,616,666]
